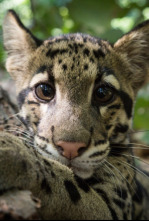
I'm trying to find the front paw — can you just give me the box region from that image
[0,132,36,191]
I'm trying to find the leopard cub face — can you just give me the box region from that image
[3,10,149,178]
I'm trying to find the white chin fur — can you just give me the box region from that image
[72,167,93,179]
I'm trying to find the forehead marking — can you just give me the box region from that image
[35,65,47,74]
[30,73,48,87]
[46,49,68,58]
[103,75,120,90]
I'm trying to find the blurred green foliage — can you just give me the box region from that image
[0,0,149,141]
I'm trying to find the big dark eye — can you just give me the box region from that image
[94,85,114,105]
[35,84,55,102]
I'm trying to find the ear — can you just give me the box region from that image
[114,20,149,92]
[3,10,42,79]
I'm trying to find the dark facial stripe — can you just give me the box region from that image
[27,101,40,106]
[108,104,121,110]
[119,91,133,119]
[108,89,133,118]
[114,124,129,134]
[64,180,81,204]
[94,140,107,146]
[89,149,107,158]
[17,88,31,108]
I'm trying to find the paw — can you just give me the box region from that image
[0,132,36,191]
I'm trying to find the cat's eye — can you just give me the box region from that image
[35,84,55,102]
[94,85,114,105]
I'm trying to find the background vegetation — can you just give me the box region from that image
[0,0,149,142]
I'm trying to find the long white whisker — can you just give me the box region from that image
[104,163,121,195]
[105,160,137,194]
[4,128,33,139]
[111,145,149,150]
[112,152,149,175]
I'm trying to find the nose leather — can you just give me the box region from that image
[56,141,87,160]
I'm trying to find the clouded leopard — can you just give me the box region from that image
[1,10,149,220]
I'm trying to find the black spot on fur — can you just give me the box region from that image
[85,177,104,186]
[74,43,78,54]
[64,180,81,204]
[74,176,90,193]
[106,125,112,130]
[46,49,68,58]
[133,180,144,203]
[84,64,88,70]
[21,160,28,172]
[63,64,67,71]
[93,49,105,58]
[41,178,52,194]
[34,122,39,127]
[51,171,56,178]
[71,64,74,71]
[90,57,95,63]
[36,65,47,74]
[123,213,128,220]
[95,188,119,220]
[44,159,52,168]
[113,198,125,209]
[114,188,128,200]
[83,48,90,56]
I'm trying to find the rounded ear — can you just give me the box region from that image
[2,10,42,79]
[114,20,149,91]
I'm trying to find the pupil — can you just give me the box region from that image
[41,85,52,97]
[97,87,107,98]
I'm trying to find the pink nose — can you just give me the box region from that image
[56,141,87,160]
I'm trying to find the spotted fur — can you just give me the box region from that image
[1,10,149,219]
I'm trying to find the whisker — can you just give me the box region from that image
[104,163,121,195]
[118,159,149,181]
[0,113,22,125]
[18,137,35,147]
[111,151,149,173]
[127,130,149,135]
[105,160,137,194]
[4,128,33,139]
[111,157,139,198]
[111,145,149,150]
